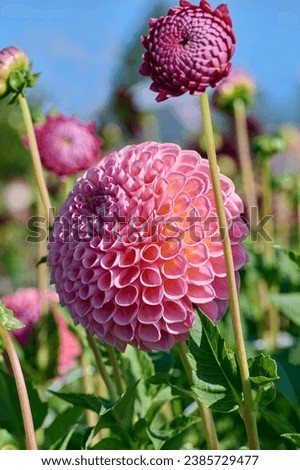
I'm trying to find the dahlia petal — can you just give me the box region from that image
[160,239,181,259]
[173,192,191,214]
[162,256,186,279]
[186,244,209,266]
[200,301,219,322]
[113,303,138,326]
[163,301,187,323]
[180,0,192,7]
[113,324,135,342]
[142,286,164,305]
[187,265,214,285]
[138,303,163,324]
[92,302,115,323]
[115,286,138,307]
[115,266,140,288]
[140,267,162,287]
[138,324,161,342]
[91,291,105,308]
[141,244,160,263]
[164,278,187,300]
[97,270,112,290]
[188,284,215,303]
[167,172,186,195]
[119,247,139,267]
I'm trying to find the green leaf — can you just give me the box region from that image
[8,71,26,93]
[91,438,131,450]
[148,373,192,397]
[275,246,300,270]
[281,433,300,449]
[161,416,201,450]
[248,354,279,409]
[248,354,279,385]
[49,391,103,414]
[87,383,139,448]
[188,310,242,412]
[270,293,300,326]
[44,407,83,446]
[0,369,47,444]
[0,300,24,331]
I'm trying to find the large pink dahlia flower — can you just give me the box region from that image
[27,114,102,178]
[2,288,81,375]
[139,0,235,102]
[48,142,249,352]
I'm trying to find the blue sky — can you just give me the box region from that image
[1,0,300,124]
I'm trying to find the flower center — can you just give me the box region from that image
[61,137,73,146]
[179,37,190,47]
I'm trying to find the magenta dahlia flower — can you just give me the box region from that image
[26,114,102,178]
[139,0,235,102]
[48,142,248,352]
[213,70,256,113]
[2,288,81,375]
[0,46,29,97]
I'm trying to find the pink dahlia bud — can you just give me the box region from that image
[139,0,235,102]
[48,142,249,352]
[2,288,81,375]
[213,70,256,113]
[25,114,102,177]
[0,46,29,97]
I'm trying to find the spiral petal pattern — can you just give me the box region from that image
[48,142,249,352]
[139,0,235,102]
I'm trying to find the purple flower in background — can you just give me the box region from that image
[139,0,235,102]
[2,288,81,376]
[48,142,248,352]
[25,114,102,178]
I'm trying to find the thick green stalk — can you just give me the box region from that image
[177,342,220,450]
[18,94,54,227]
[86,332,118,401]
[0,325,37,450]
[200,92,260,450]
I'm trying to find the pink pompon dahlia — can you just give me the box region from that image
[139,0,235,102]
[0,46,29,97]
[2,288,81,375]
[48,142,249,352]
[27,114,102,178]
[213,70,256,113]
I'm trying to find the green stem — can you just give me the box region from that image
[80,351,98,427]
[106,345,124,396]
[18,94,54,227]
[0,325,37,450]
[86,332,118,401]
[200,92,260,450]
[177,342,220,450]
[260,157,274,259]
[233,99,258,233]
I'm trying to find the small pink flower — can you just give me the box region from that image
[139,0,235,102]
[26,114,102,178]
[48,142,249,352]
[0,46,29,97]
[213,70,256,113]
[2,288,81,375]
